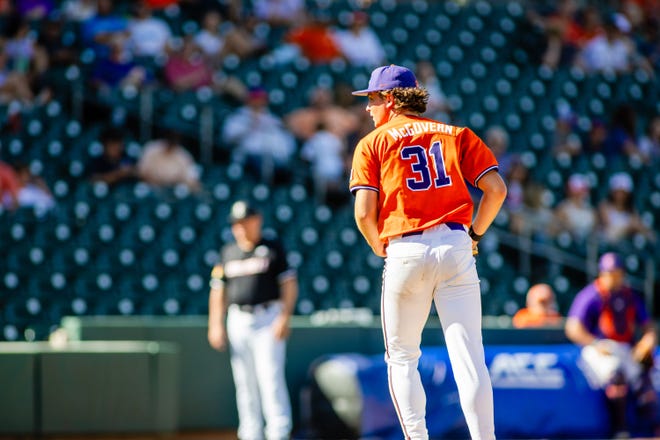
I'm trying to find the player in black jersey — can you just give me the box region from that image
[208,200,298,440]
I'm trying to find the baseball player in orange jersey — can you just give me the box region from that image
[349,65,507,440]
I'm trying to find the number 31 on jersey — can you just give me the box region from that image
[401,141,452,191]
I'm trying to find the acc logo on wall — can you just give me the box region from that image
[488,352,565,389]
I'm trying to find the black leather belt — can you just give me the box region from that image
[401,222,464,238]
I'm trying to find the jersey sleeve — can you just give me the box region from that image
[567,286,599,330]
[456,127,499,187]
[349,138,380,194]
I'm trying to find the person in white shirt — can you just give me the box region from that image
[577,13,651,74]
[301,122,348,202]
[333,11,386,68]
[553,173,597,243]
[127,1,173,60]
[194,10,225,60]
[252,0,304,27]
[222,87,296,183]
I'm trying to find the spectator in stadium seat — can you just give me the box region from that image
[282,12,343,64]
[137,130,201,192]
[90,36,149,91]
[14,162,55,212]
[194,9,267,66]
[565,252,660,438]
[81,0,129,59]
[484,125,515,177]
[61,0,97,22]
[552,173,597,244]
[284,85,360,143]
[511,178,555,243]
[251,0,305,28]
[332,11,386,68]
[37,17,80,68]
[4,14,49,88]
[194,9,226,65]
[126,1,174,62]
[0,42,35,105]
[222,86,296,183]
[525,0,589,70]
[635,14,660,70]
[88,126,139,187]
[597,172,655,245]
[16,0,54,21]
[163,35,214,91]
[300,121,349,205]
[0,160,20,210]
[144,0,179,9]
[512,283,562,328]
[576,12,653,75]
[551,105,583,158]
[603,103,644,163]
[164,35,247,100]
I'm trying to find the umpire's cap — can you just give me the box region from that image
[228,200,260,224]
[352,64,418,96]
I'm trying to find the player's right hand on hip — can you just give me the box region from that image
[372,241,387,258]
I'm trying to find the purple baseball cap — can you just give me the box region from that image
[598,252,625,273]
[352,64,418,96]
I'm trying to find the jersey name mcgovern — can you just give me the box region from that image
[387,122,454,141]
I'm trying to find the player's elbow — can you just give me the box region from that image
[354,207,371,223]
[478,171,507,200]
[484,177,507,203]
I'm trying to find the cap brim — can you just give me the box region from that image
[352,88,377,96]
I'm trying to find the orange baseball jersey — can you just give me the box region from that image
[349,114,498,240]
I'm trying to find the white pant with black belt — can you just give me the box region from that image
[382,223,495,440]
[227,301,292,440]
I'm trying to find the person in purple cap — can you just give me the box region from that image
[349,64,506,439]
[565,252,659,438]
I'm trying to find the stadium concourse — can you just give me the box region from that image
[1,0,658,343]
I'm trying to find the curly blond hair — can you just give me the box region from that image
[383,87,429,114]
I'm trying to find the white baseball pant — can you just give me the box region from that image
[227,301,292,440]
[382,223,495,440]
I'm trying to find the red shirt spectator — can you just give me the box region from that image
[0,161,21,210]
[145,0,178,9]
[285,17,342,64]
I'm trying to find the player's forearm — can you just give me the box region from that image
[355,216,381,250]
[279,277,298,317]
[472,171,507,235]
[637,326,657,354]
[354,189,385,255]
[565,318,598,346]
[208,288,227,328]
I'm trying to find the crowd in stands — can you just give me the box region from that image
[525,0,659,74]
[0,0,659,319]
